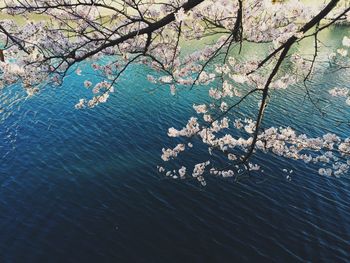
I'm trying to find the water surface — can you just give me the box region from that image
[0,27,350,262]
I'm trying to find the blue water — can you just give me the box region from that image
[0,27,350,262]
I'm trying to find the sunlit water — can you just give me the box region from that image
[0,27,350,262]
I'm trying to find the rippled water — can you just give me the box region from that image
[0,27,350,262]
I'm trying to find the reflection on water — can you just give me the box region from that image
[0,27,349,262]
